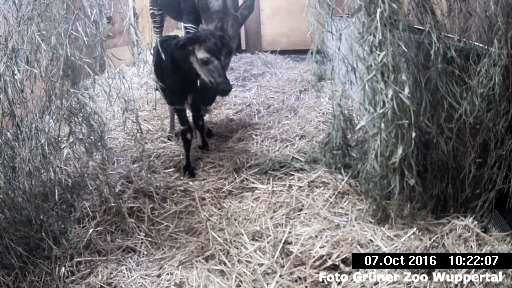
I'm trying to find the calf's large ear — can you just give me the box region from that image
[237,0,255,25]
[176,34,202,52]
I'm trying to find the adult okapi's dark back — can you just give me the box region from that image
[149,0,255,51]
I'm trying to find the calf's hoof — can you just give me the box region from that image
[183,164,196,178]
[206,128,214,139]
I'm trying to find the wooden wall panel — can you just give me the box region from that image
[258,0,311,51]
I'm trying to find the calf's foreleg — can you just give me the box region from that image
[168,105,176,140]
[192,107,209,151]
[175,107,195,177]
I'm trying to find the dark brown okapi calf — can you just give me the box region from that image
[153,31,233,177]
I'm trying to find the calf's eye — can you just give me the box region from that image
[199,58,212,66]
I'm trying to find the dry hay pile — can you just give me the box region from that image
[0,0,110,286]
[312,0,512,225]
[307,0,366,173]
[358,0,512,225]
[56,52,353,287]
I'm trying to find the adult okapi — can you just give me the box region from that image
[149,0,255,135]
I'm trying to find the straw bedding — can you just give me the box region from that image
[56,52,351,287]
[59,51,511,288]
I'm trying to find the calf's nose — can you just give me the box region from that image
[218,81,232,96]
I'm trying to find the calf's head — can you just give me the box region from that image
[177,31,233,96]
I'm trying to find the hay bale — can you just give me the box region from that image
[310,0,512,224]
[357,0,512,223]
[307,0,365,172]
[324,16,359,95]
[0,0,111,285]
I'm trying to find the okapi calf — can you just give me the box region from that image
[153,32,233,177]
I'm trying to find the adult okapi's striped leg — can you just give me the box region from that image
[149,1,165,45]
[183,23,198,34]
[181,0,200,34]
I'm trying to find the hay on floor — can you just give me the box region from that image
[62,50,512,288]
[66,52,352,287]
